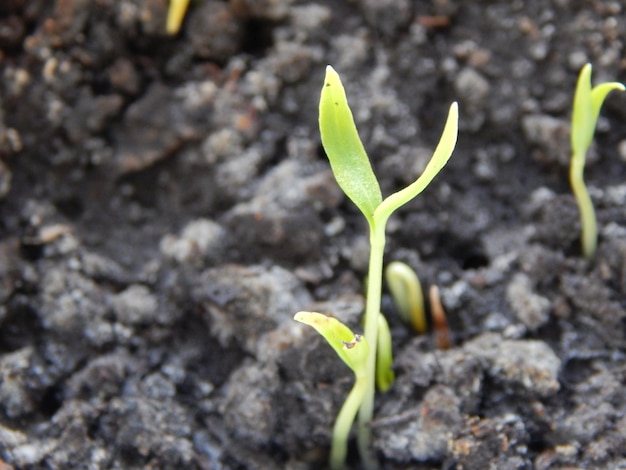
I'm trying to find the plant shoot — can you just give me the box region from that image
[570,63,624,258]
[385,261,427,334]
[293,312,369,470]
[295,65,459,469]
[166,0,191,35]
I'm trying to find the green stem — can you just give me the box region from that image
[331,376,367,470]
[570,151,597,258]
[357,219,387,470]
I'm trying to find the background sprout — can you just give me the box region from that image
[385,261,427,334]
[570,63,625,258]
[166,0,191,35]
[293,312,369,470]
[429,285,451,350]
[375,313,394,392]
[302,65,458,469]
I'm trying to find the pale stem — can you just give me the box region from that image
[331,377,367,470]
[570,151,597,258]
[357,218,387,470]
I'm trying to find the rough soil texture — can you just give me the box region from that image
[1,0,626,469]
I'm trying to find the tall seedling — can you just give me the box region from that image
[295,66,458,469]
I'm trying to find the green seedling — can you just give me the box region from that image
[295,65,458,469]
[294,311,369,470]
[385,261,427,334]
[296,310,392,469]
[570,63,624,258]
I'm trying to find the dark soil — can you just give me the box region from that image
[1,0,626,469]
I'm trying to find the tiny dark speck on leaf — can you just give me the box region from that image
[326,83,331,87]
[335,102,338,105]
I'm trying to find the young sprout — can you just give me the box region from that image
[385,261,427,334]
[294,312,369,470]
[429,285,451,350]
[295,310,392,468]
[570,63,625,258]
[297,65,458,469]
[385,263,451,348]
[166,0,191,35]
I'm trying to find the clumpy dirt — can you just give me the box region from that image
[1,0,626,469]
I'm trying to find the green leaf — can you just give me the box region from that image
[319,66,382,223]
[590,82,625,135]
[294,311,369,377]
[375,102,458,221]
[571,63,593,158]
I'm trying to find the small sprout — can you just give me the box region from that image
[385,261,427,334]
[570,63,625,258]
[166,0,191,35]
[375,313,395,392]
[297,65,458,470]
[294,311,369,470]
[429,285,451,350]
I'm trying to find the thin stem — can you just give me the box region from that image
[357,219,387,470]
[570,151,597,258]
[331,376,367,470]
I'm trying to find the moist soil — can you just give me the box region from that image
[1,1,626,469]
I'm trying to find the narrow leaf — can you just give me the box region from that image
[590,82,625,136]
[375,313,395,392]
[571,63,593,157]
[320,66,382,223]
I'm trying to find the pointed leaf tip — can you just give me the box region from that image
[319,66,382,223]
[375,100,458,220]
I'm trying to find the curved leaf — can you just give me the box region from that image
[375,102,458,221]
[294,311,369,377]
